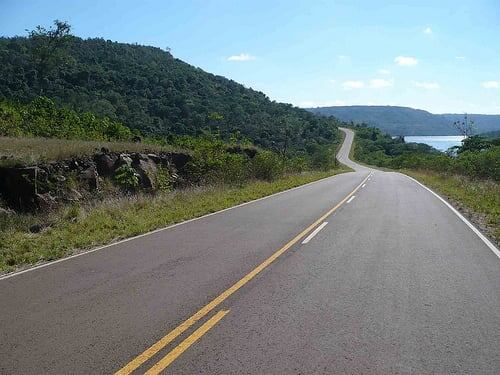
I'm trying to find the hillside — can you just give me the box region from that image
[481,130,500,139]
[308,106,500,136]
[0,35,339,155]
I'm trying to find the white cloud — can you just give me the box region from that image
[378,69,390,75]
[482,81,500,89]
[423,27,432,34]
[394,56,418,66]
[369,79,393,88]
[455,56,466,60]
[414,81,440,90]
[342,80,364,89]
[227,53,255,61]
[329,79,336,85]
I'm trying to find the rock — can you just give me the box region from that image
[67,188,82,201]
[40,165,54,175]
[94,153,116,176]
[0,207,14,215]
[29,224,44,233]
[131,153,149,162]
[147,153,161,163]
[100,147,110,154]
[166,152,191,170]
[0,166,44,210]
[132,158,158,189]
[69,159,80,170]
[50,174,66,183]
[78,166,99,190]
[114,154,133,169]
[35,192,56,210]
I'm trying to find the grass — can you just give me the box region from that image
[0,136,183,166]
[403,170,499,243]
[0,168,350,274]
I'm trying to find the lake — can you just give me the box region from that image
[404,136,465,151]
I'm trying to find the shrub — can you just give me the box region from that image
[310,146,333,170]
[285,156,310,173]
[114,165,140,190]
[156,167,173,192]
[251,151,282,181]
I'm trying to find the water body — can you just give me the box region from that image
[404,136,465,152]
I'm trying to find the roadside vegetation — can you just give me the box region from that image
[353,126,499,181]
[0,168,349,273]
[351,125,500,243]
[0,136,180,167]
[0,81,347,274]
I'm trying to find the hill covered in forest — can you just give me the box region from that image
[307,106,500,136]
[0,31,339,155]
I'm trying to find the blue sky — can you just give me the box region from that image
[2,0,499,114]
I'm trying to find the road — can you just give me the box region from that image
[1,128,499,374]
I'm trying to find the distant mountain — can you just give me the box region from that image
[307,106,500,136]
[480,129,500,139]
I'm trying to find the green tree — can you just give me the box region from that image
[457,135,491,154]
[26,20,72,91]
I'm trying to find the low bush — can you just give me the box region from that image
[114,165,140,190]
[251,151,283,181]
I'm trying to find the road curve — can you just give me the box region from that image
[1,128,499,374]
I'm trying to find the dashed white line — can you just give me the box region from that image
[362,184,366,188]
[0,171,349,282]
[347,196,356,203]
[302,222,328,244]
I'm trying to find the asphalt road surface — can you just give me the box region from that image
[1,128,499,374]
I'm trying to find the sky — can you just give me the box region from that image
[1,0,500,114]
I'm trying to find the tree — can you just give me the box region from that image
[26,20,72,91]
[453,113,474,137]
[0,33,341,156]
[457,135,491,154]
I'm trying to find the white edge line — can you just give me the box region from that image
[347,195,356,203]
[362,184,366,188]
[403,173,500,259]
[302,222,328,244]
[0,170,365,281]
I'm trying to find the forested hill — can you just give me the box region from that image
[0,35,339,153]
[307,106,500,136]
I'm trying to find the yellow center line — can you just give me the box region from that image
[114,172,371,375]
[144,310,230,375]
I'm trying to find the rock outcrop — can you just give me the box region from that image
[0,150,191,211]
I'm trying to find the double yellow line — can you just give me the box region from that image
[115,172,372,374]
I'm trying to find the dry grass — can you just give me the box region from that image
[0,168,350,273]
[0,136,183,166]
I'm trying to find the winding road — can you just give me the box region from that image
[1,128,499,374]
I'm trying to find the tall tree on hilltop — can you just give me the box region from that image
[26,20,72,92]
